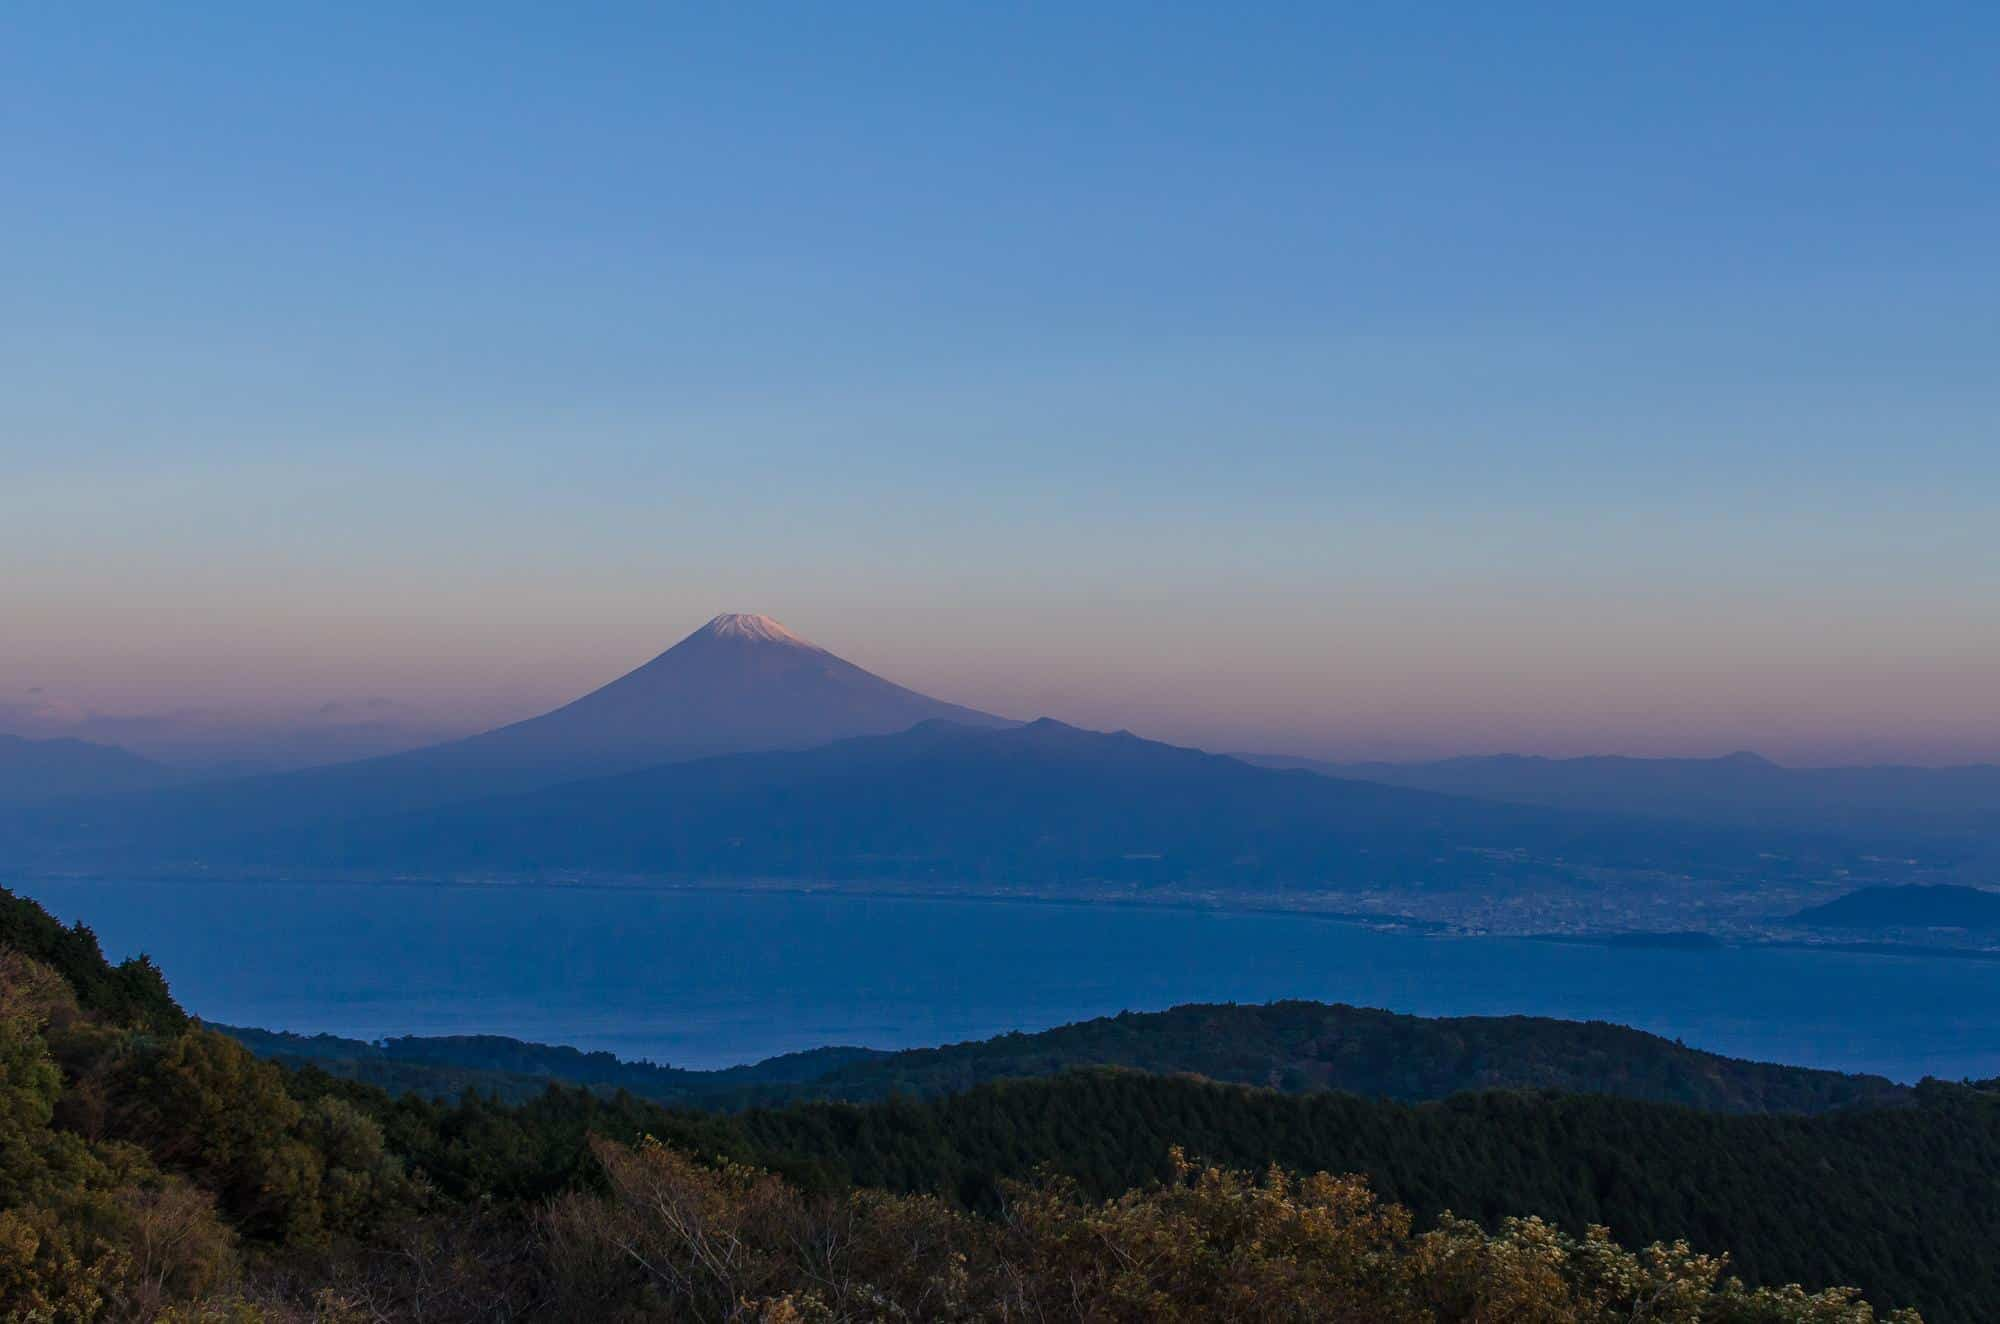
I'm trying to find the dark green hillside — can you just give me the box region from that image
[718,1070,2000,1317]
[263,1058,1997,1318]
[0,882,185,1032]
[0,883,1960,1319]
[742,1000,1909,1113]
[224,999,1909,1115]
[222,1021,886,1106]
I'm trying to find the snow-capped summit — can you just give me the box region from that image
[696,613,818,647]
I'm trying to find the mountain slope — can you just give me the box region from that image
[720,1070,1994,1319]
[220,999,1911,1115]
[1251,750,2000,843]
[734,1000,1912,1112]
[1,614,1007,868]
[437,612,1007,768]
[246,718,1899,885]
[0,732,180,805]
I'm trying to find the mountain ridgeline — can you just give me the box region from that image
[446,612,1009,766]
[1253,750,2000,846]
[219,1000,1911,1115]
[4,612,1988,887]
[0,614,1010,871]
[201,718,1925,885]
[0,732,181,806]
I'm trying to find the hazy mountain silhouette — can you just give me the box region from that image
[1791,884,2000,930]
[1247,751,2000,844]
[0,614,1007,867]
[0,733,180,805]
[243,719,1901,886]
[6,623,1978,884]
[436,613,1006,769]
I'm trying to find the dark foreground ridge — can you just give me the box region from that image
[220,998,1911,1115]
[0,882,1968,1319]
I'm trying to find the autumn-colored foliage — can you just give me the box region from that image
[0,885,1943,1320]
[532,1137,1914,1323]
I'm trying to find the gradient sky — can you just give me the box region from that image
[5,3,1997,765]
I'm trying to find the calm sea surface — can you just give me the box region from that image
[15,878,2000,1082]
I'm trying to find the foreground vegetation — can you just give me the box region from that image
[0,884,1959,1320]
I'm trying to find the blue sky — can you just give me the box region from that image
[4,3,1996,763]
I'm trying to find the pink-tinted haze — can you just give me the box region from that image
[7,3,1997,769]
[9,585,1998,768]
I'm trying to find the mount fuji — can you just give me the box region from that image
[439,613,1007,771]
[0,614,1010,866]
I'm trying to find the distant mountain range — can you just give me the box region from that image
[219,999,1910,1115]
[1247,750,2000,844]
[0,614,1009,868]
[0,733,181,805]
[4,613,1991,886]
[222,716,1895,886]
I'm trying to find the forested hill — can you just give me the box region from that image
[0,882,1964,1318]
[220,1021,890,1106]
[732,1001,1910,1112]
[222,999,1911,1114]
[712,1069,2000,1319]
